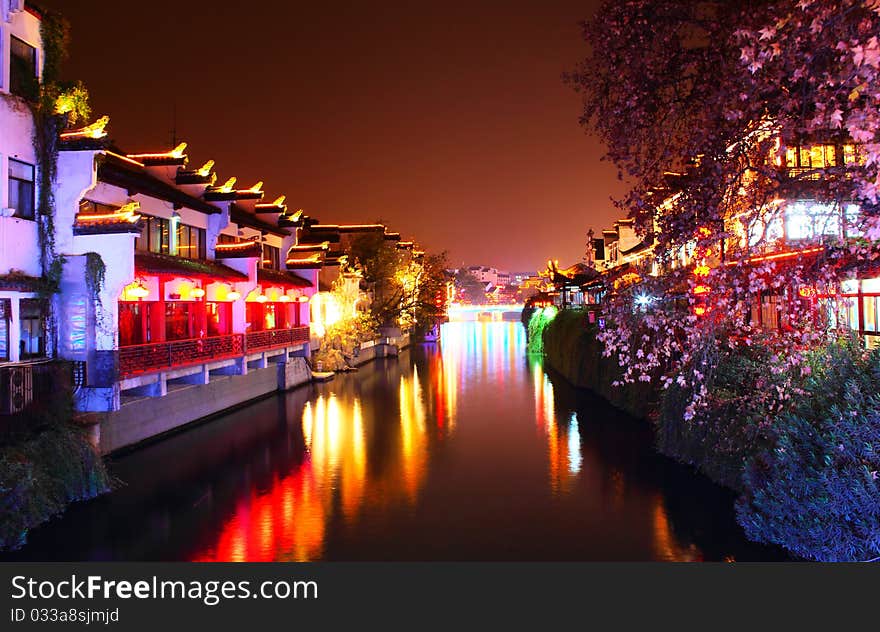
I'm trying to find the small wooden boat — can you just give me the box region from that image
[311,371,335,382]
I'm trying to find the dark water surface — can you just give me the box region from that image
[6,322,785,561]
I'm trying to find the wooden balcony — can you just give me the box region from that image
[119,334,244,378]
[245,326,310,352]
[118,327,310,379]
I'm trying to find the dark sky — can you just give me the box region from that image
[40,0,625,271]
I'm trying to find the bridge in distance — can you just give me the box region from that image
[446,304,523,322]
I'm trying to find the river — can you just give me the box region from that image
[5,321,784,561]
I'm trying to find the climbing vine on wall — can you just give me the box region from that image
[84,252,105,305]
[32,10,91,293]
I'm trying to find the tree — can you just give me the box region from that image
[345,233,448,331]
[454,269,487,304]
[566,0,880,414]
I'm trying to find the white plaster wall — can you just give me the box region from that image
[69,232,136,352]
[0,4,42,95]
[206,202,231,260]
[54,150,98,253]
[0,6,43,276]
[616,223,641,252]
[0,56,39,276]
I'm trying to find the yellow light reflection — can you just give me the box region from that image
[399,369,428,502]
[531,358,581,495]
[652,494,702,561]
[196,348,437,561]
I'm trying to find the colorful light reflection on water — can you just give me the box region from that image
[5,321,785,562]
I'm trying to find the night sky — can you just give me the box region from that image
[38,0,624,272]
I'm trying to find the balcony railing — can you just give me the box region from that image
[118,327,310,378]
[119,334,244,378]
[246,326,310,352]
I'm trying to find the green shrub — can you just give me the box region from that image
[526,306,557,354]
[0,424,110,551]
[0,378,110,551]
[542,308,656,418]
[656,340,782,490]
[736,340,880,561]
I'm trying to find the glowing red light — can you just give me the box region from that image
[798,286,817,299]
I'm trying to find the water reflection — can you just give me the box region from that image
[192,369,435,560]
[532,355,582,495]
[4,321,785,561]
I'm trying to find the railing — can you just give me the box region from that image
[119,334,244,378]
[0,361,72,430]
[245,326,310,352]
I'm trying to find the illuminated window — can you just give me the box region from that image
[118,302,153,346]
[843,144,866,166]
[79,199,118,215]
[845,204,863,237]
[748,213,784,247]
[785,143,843,180]
[206,302,231,336]
[175,223,206,259]
[837,296,859,332]
[261,244,280,269]
[246,303,263,332]
[264,304,277,330]
[759,293,781,330]
[134,215,204,258]
[864,296,879,333]
[165,303,193,341]
[784,202,840,241]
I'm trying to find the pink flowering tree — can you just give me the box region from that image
[566,0,880,418]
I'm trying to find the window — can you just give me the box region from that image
[165,303,193,341]
[747,212,784,247]
[118,302,154,347]
[8,159,35,219]
[842,144,866,167]
[844,204,863,238]
[19,299,46,359]
[0,299,10,361]
[261,244,280,269]
[206,302,231,337]
[784,202,841,241]
[79,199,119,215]
[9,36,37,99]
[864,296,880,333]
[135,215,171,254]
[264,304,279,330]
[246,303,263,332]
[175,223,206,259]
[134,215,204,258]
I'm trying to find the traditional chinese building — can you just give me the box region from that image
[0,1,44,369]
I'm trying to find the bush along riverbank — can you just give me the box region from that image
[538,308,880,562]
[539,308,657,419]
[0,381,110,551]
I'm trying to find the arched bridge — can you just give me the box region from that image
[446,304,524,322]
